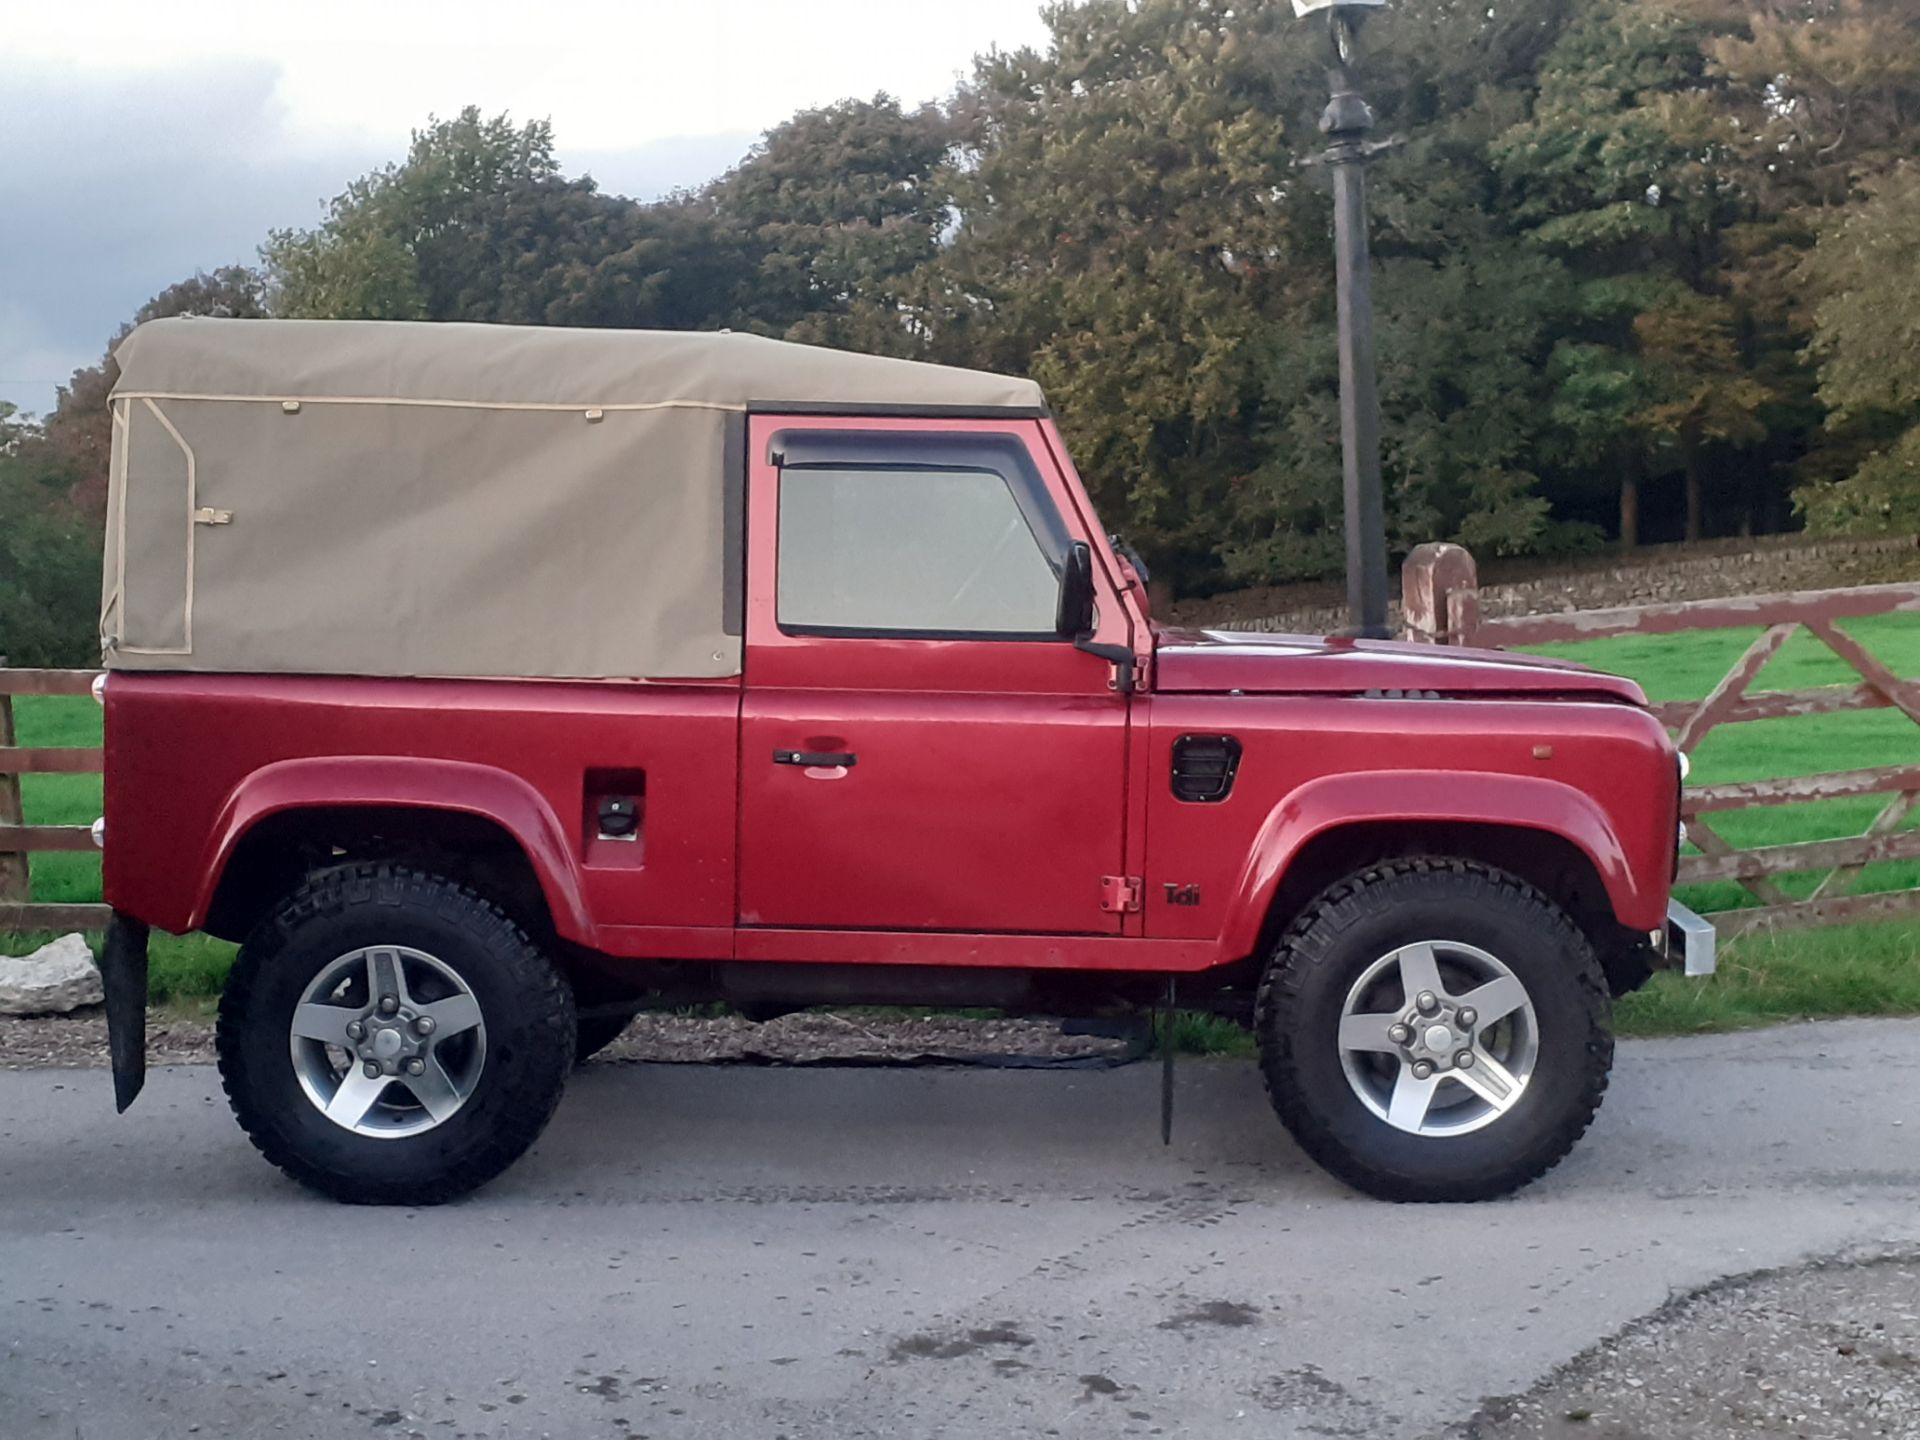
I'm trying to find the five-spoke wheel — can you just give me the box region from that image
[1335,940,1537,1137]
[1255,858,1613,1203]
[217,865,576,1204]
[289,945,489,1137]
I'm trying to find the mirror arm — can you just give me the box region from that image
[1075,638,1137,695]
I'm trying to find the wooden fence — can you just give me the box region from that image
[1404,543,1920,938]
[0,659,109,932]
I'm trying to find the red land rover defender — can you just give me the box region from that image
[94,317,1710,1205]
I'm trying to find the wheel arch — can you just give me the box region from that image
[194,757,595,948]
[1219,770,1657,984]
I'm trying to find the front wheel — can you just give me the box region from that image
[216,864,576,1204]
[1255,858,1612,1203]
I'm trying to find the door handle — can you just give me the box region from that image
[773,749,857,768]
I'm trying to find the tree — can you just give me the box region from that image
[0,407,98,667]
[1681,0,1920,213]
[1491,0,1786,542]
[936,0,1310,589]
[1631,289,1770,538]
[266,108,560,319]
[1226,241,1580,583]
[265,108,743,331]
[708,96,956,351]
[1792,165,1920,533]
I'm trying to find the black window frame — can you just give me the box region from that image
[769,430,1075,643]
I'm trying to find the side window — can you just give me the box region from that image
[776,439,1067,638]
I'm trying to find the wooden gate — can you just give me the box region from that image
[1403,545,1920,937]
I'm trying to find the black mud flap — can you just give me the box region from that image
[99,912,151,1112]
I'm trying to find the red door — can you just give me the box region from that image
[737,417,1135,935]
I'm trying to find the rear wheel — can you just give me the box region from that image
[1255,858,1612,1202]
[216,864,576,1204]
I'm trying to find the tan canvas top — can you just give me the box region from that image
[102,318,1046,680]
[112,318,1046,413]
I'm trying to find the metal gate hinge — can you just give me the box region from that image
[1100,875,1143,914]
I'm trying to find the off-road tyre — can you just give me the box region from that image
[574,1011,631,1063]
[1255,857,1612,1203]
[217,864,576,1205]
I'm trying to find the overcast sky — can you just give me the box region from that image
[0,0,1053,417]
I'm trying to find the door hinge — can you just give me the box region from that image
[1100,875,1143,914]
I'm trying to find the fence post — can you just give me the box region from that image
[1401,543,1479,645]
[0,657,28,905]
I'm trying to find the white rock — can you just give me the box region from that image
[0,933,105,1015]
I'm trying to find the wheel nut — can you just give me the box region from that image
[1457,1007,1477,1029]
[414,1015,435,1037]
[1411,1060,1434,1080]
[378,994,399,1015]
[404,1057,426,1076]
[1387,1023,1413,1046]
[346,1021,366,1041]
[1415,991,1439,1015]
[362,1060,381,1079]
[1456,1049,1475,1069]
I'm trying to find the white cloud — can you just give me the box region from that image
[10,1,1051,150]
[1,0,1054,415]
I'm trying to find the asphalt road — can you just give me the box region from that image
[3,1019,1918,1440]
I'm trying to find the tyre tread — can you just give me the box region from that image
[216,863,575,1205]
[1253,856,1612,1203]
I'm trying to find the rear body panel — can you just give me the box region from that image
[103,673,742,949]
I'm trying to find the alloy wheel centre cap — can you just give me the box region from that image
[1423,1023,1455,1053]
[372,1027,406,1060]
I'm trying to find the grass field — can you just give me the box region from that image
[1524,613,1920,1035]
[4,614,1915,1034]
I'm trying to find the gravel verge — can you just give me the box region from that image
[1465,1253,1920,1439]
[0,1008,1139,1070]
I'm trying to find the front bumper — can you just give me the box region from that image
[1665,899,1717,977]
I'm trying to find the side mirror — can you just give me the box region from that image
[1055,541,1097,639]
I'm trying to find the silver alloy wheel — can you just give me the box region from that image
[288,945,487,1139]
[1336,940,1539,1137]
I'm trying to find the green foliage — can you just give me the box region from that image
[709,95,956,351]
[1795,431,1920,535]
[1789,167,1920,534]
[939,0,1306,583]
[264,109,738,331]
[1225,242,1573,581]
[1802,175,1920,424]
[0,408,98,667]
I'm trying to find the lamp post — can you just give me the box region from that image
[1293,0,1390,639]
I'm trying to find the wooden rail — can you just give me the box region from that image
[1403,545,1920,939]
[0,659,108,932]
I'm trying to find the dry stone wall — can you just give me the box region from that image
[1171,534,1920,637]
